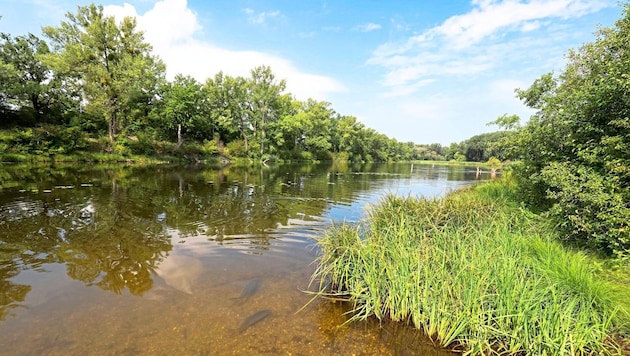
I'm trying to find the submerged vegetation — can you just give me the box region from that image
[311,178,630,355]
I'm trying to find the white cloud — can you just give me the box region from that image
[431,0,608,49]
[521,20,543,31]
[243,8,281,25]
[354,22,382,32]
[104,0,200,49]
[103,0,345,101]
[368,0,612,96]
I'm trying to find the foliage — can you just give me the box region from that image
[511,4,630,258]
[0,125,87,155]
[156,74,207,149]
[42,4,165,142]
[0,32,70,123]
[486,156,502,169]
[412,143,446,160]
[446,131,512,162]
[246,65,287,157]
[452,151,466,162]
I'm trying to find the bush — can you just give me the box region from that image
[201,139,218,156]
[225,140,247,158]
[123,134,154,156]
[541,162,630,258]
[486,156,502,169]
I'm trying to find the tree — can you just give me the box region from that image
[159,74,207,149]
[276,98,334,159]
[0,59,16,110]
[445,142,464,161]
[513,4,630,257]
[42,4,165,142]
[486,114,522,161]
[246,66,286,157]
[330,115,362,157]
[205,72,251,153]
[461,131,510,162]
[0,33,75,125]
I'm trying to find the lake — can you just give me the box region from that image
[0,162,490,355]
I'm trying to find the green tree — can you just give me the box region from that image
[0,33,60,121]
[445,142,465,161]
[159,74,207,149]
[461,131,510,162]
[246,65,286,157]
[205,72,250,153]
[0,60,16,112]
[42,4,165,142]
[513,4,630,257]
[276,98,334,159]
[486,114,521,160]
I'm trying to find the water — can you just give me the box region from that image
[0,162,490,355]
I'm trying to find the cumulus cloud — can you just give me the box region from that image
[368,0,612,96]
[105,0,200,49]
[103,0,345,101]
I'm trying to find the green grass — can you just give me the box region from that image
[310,178,630,355]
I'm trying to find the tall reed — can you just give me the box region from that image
[310,178,628,355]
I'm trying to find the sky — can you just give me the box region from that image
[0,0,623,145]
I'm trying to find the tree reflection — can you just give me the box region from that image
[0,262,31,320]
[0,162,476,306]
[0,164,173,300]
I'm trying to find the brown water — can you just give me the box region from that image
[0,162,488,355]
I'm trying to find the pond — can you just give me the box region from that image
[0,162,490,355]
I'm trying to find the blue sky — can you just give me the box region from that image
[0,0,622,144]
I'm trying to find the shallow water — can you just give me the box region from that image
[0,162,488,355]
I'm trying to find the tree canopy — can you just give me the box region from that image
[0,3,418,163]
[42,4,165,142]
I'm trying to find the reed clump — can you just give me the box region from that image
[311,178,630,355]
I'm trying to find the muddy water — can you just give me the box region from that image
[0,162,487,355]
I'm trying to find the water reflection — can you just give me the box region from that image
[0,162,483,354]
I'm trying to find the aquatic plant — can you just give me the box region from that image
[310,178,630,355]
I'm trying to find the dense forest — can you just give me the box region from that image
[1,4,475,163]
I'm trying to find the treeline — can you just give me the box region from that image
[444,130,511,162]
[0,4,428,162]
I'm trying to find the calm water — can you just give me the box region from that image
[0,162,489,355]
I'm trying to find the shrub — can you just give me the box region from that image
[225,140,247,158]
[541,162,630,258]
[201,139,218,156]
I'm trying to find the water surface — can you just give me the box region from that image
[0,162,489,355]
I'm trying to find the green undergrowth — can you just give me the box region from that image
[310,178,630,355]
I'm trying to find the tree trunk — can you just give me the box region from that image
[109,110,116,142]
[239,126,248,154]
[260,110,266,156]
[176,123,183,149]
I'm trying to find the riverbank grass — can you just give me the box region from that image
[311,178,630,355]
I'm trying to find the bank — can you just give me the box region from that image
[310,176,630,355]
